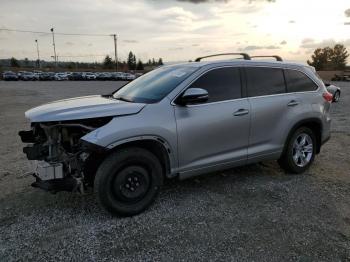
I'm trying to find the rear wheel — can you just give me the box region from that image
[94,147,163,216]
[279,127,316,174]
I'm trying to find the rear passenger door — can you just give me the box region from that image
[245,67,299,160]
[175,67,250,172]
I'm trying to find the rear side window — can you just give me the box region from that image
[246,67,286,97]
[189,67,241,103]
[285,69,318,92]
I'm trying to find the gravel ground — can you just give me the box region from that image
[0,81,349,261]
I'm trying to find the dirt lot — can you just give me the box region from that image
[0,81,349,261]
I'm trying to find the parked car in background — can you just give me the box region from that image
[33,71,42,81]
[135,73,143,78]
[111,72,125,80]
[39,72,51,81]
[55,73,69,81]
[20,72,36,81]
[325,83,341,102]
[83,72,96,81]
[68,72,84,81]
[124,73,136,81]
[17,71,27,78]
[100,72,114,81]
[2,71,18,81]
[48,72,56,81]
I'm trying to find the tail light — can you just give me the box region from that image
[322,91,333,102]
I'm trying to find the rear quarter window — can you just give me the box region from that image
[284,69,318,92]
[246,67,286,97]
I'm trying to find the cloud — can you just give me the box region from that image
[239,45,280,51]
[65,41,74,46]
[192,43,200,46]
[176,0,229,3]
[288,20,295,23]
[175,0,275,3]
[345,22,350,25]
[301,38,314,45]
[280,40,287,45]
[123,39,139,43]
[265,45,280,49]
[168,47,184,50]
[345,8,350,17]
[289,50,301,55]
[299,38,350,49]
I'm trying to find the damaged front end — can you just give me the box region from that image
[19,117,112,193]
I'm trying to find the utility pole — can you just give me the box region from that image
[35,39,40,68]
[112,34,118,72]
[50,27,57,68]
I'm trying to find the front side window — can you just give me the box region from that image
[246,67,286,97]
[188,67,242,103]
[113,65,198,103]
[285,69,318,92]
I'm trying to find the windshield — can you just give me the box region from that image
[113,65,199,103]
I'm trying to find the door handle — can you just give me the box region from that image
[287,100,299,107]
[233,109,249,116]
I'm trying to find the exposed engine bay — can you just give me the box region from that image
[19,117,112,193]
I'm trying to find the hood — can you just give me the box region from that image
[25,95,146,122]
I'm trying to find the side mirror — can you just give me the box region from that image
[324,83,330,87]
[177,88,209,105]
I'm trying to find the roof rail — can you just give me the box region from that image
[195,53,251,62]
[250,55,283,61]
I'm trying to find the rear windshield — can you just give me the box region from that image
[113,65,198,103]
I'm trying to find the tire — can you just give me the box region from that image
[278,127,316,174]
[333,91,340,102]
[94,147,163,216]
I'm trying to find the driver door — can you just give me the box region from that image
[174,67,250,173]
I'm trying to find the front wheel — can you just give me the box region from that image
[279,127,316,174]
[94,147,163,216]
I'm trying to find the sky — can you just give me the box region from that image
[0,0,349,64]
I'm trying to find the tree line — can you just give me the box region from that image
[103,51,163,71]
[1,51,164,71]
[307,44,349,71]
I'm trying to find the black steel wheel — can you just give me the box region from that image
[94,147,163,216]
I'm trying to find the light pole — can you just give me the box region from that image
[50,27,57,67]
[35,39,40,68]
[112,34,118,72]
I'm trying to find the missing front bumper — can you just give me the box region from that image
[31,176,78,193]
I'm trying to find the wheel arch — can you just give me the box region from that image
[283,118,323,155]
[106,136,176,178]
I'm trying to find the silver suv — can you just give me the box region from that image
[19,53,332,216]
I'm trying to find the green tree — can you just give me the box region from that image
[103,55,114,69]
[331,44,349,70]
[152,58,156,66]
[10,57,20,68]
[127,51,137,70]
[157,58,163,65]
[307,44,348,70]
[24,58,30,67]
[136,59,144,70]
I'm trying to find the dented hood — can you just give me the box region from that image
[25,95,146,122]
